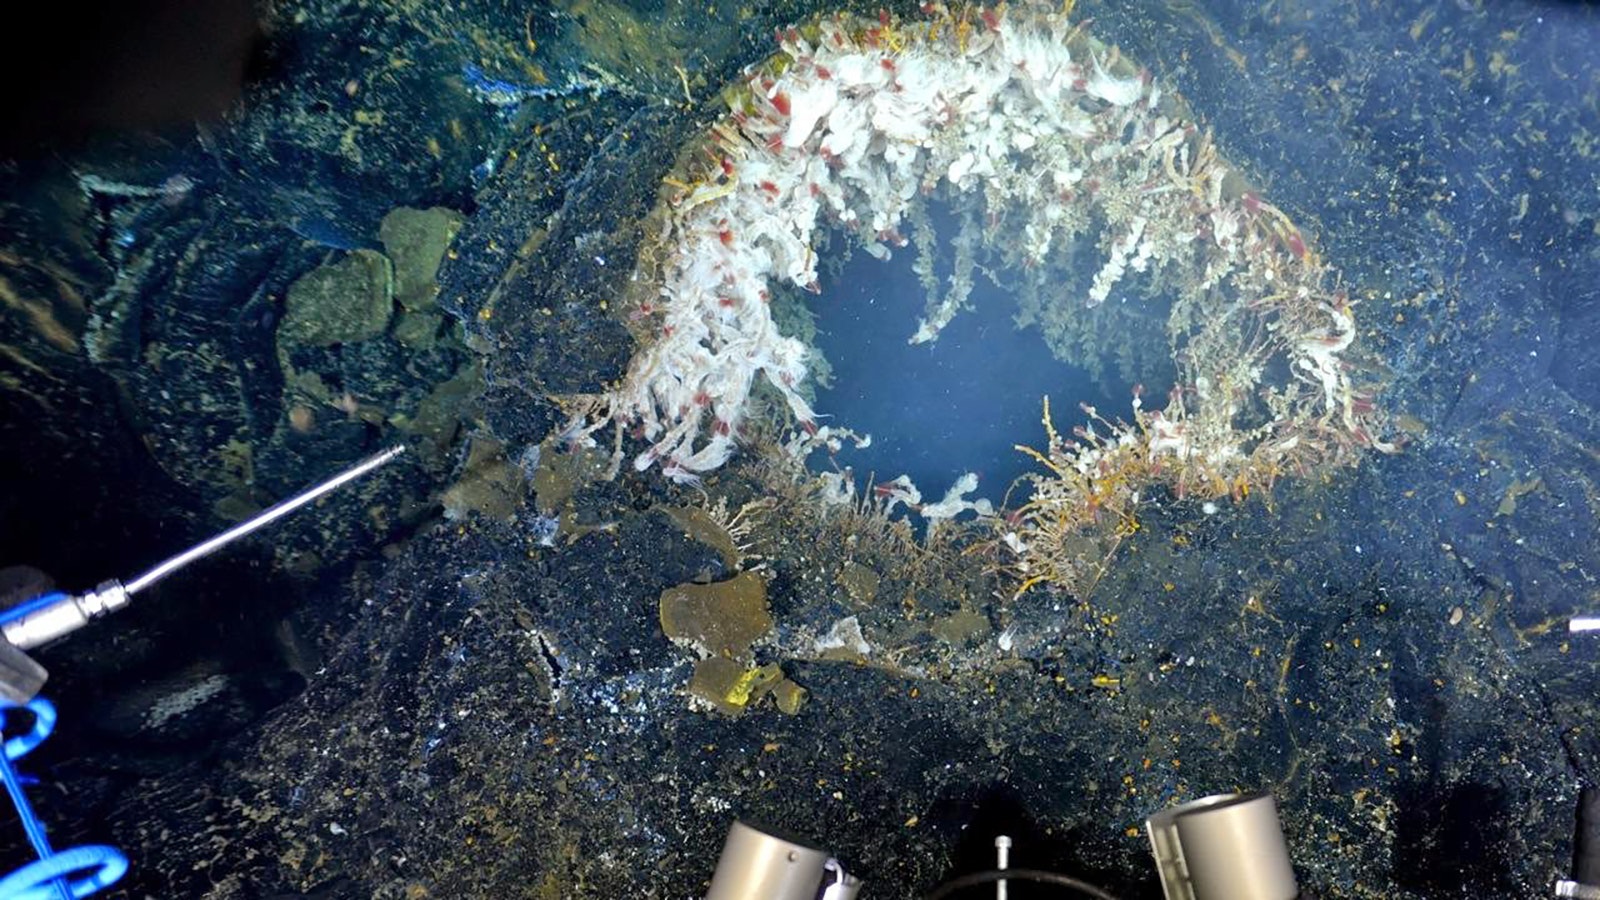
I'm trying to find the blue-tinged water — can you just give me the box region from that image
[809,233,1133,507]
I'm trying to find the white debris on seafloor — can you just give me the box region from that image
[814,615,873,657]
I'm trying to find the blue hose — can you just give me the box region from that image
[0,700,127,900]
[0,846,127,900]
[0,596,66,629]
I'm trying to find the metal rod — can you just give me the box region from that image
[995,835,1011,900]
[123,446,405,596]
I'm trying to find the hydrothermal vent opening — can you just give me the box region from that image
[803,203,1172,507]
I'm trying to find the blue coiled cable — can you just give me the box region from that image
[0,695,127,899]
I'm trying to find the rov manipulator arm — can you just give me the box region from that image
[0,446,405,703]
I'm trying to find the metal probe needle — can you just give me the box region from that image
[123,445,405,596]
